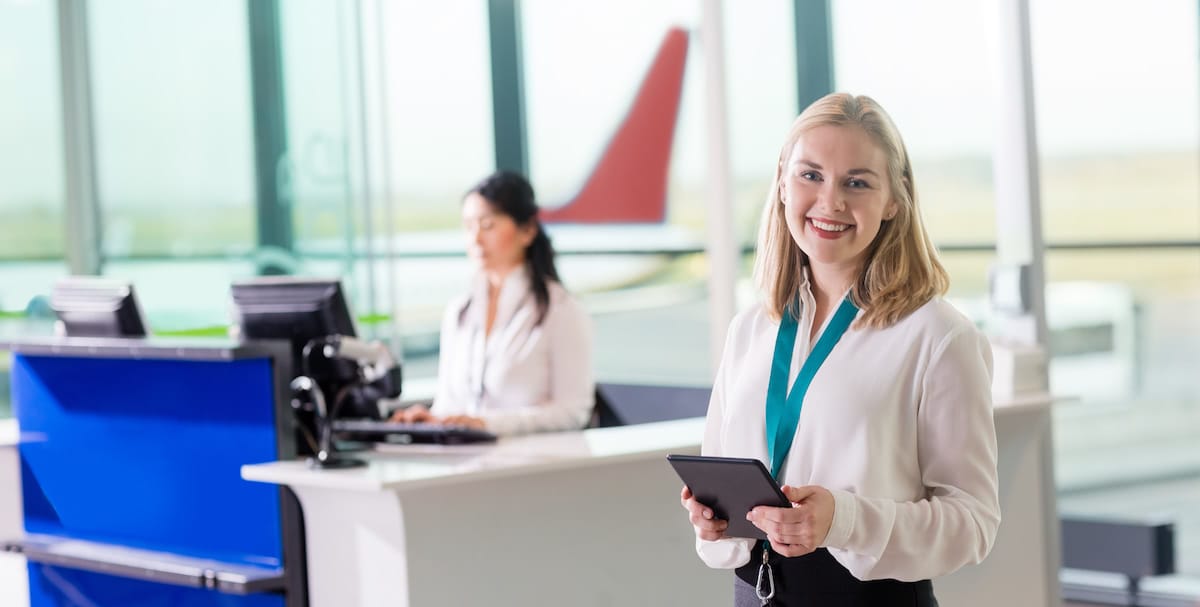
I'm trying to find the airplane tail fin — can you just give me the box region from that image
[539,27,689,225]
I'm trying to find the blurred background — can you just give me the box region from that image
[1,0,1197,595]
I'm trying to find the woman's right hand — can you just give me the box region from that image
[389,404,434,424]
[681,486,728,541]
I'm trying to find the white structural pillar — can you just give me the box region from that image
[990,0,1059,606]
[700,0,739,374]
[991,0,1049,348]
[58,0,103,276]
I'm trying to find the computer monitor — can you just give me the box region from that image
[230,277,359,379]
[231,277,386,448]
[51,277,149,338]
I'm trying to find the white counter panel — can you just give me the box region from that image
[0,419,29,607]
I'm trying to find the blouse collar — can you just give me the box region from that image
[468,265,532,332]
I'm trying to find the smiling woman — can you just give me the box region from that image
[682,93,997,607]
[778,126,896,287]
[756,96,949,334]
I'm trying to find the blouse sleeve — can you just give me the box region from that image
[694,312,755,569]
[821,325,1001,581]
[477,293,595,436]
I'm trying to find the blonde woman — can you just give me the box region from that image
[681,93,999,606]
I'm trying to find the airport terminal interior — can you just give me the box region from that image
[1,0,1198,606]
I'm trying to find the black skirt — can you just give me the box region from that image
[733,547,938,607]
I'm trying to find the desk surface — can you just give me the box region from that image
[242,394,1054,494]
[243,417,707,493]
[0,336,287,361]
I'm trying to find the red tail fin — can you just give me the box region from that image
[539,27,688,225]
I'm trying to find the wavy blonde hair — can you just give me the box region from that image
[752,93,948,329]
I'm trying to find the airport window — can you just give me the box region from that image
[830,0,998,303]
[520,0,715,384]
[88,0,259,332]
[348,0,496,365]
[724,0,800,295]
[274,0,498,385]
[0,0,67,419]
[1031,0,1200,578]
[89,0,256,260]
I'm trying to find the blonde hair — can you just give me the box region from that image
[752,93,949,329]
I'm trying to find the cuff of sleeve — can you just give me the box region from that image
[696,537,753,569]
[477,412,516,437]
[822,488,857,549]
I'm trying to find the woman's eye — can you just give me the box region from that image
[847,178,869,189]
[799,170,821,182]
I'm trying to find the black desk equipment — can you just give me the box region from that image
[50,277,149,337]
[232,277,402,469]
[332,419,497,445]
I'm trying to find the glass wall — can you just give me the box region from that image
[831,0,998,302]
[0,0,67,418]
[89,0,258,332]
[365,0,496,375]
[275,0,498,384]
[521,0,712,384]
[725,0,798,309]
[1032,0,1200,576]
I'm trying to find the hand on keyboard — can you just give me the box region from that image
[439,415,486,430]
[388,405,486,430]
[389,404,432,423]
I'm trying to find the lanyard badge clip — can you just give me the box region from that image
[755,546,775,605]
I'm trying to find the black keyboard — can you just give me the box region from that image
[332,419,498,445]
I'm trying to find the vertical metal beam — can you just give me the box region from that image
[992,0,1049,348]
[991,2,1058,607]
[372,0,401,350]
[487,0,528,174]
[701,1,738,376]
[792,0,834,112]
[57,0,103,276]
[247,0,293,275]
[351,0,379,323]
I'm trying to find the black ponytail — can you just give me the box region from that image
[468,170,560,325]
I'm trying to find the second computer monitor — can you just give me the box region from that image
[51,277,149,338]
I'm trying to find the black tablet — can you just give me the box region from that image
[667,454,791,540]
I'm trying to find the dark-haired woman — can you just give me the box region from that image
[391,171,594,436]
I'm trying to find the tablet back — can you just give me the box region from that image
[667,455,790,540]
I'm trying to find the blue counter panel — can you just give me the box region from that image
[26,563,285,607]
[13,354,284,569]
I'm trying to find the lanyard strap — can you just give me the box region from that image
[765,295,859,479]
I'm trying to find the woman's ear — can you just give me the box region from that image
[519,223,538,247]
[884,199,899,221]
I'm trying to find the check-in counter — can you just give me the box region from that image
[243,395,1059,607]
[0,336,306,607]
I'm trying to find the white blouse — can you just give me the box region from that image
[696,276,1001,582]
[432,267,594,436]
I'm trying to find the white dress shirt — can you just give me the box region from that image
[697,274,1001,582]
[432,267,594,436]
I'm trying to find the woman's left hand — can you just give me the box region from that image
[746,485,836,557]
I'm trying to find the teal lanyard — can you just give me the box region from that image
[765,295,859,479]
